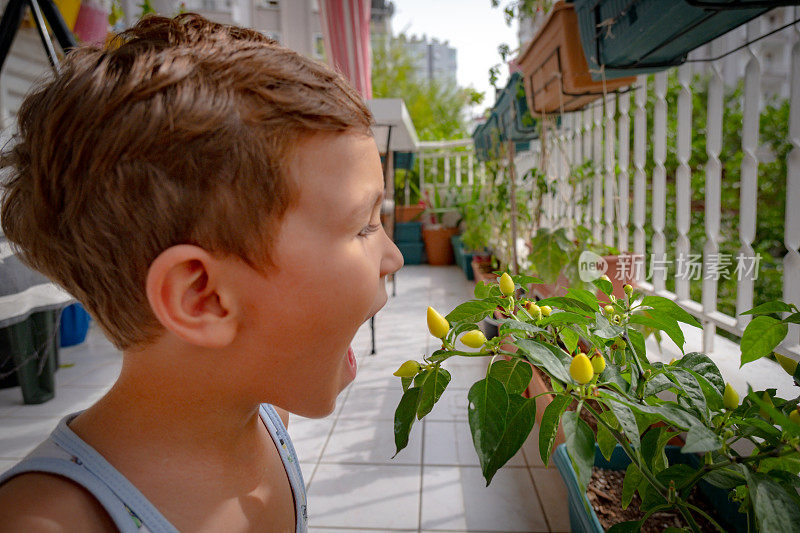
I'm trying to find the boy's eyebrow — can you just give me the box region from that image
[352,189,384,218]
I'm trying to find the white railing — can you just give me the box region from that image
[417,14,800,362]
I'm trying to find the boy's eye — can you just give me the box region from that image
[358,223,382,237]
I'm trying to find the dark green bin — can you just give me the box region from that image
[0,310,59,404]
[570,0,772,80]
[493,72,539,142]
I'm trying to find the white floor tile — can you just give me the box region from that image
[422,387,469,422]
[288,415,337,465]
[307,463,420,530]
[5,387,105,419]
[0,416,60,459]
[337,386,405,421]
[424,420,525,467]
[420,465,548,532]
[321,418,422,466]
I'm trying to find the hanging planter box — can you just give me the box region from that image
[493,72,539,142]
[516,2,635,116]
[393,151,416,171]
[570,0,772,81]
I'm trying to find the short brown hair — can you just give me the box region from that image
[1,13,372,350]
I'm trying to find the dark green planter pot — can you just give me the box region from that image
[397,241,425,265]
[395,222,423,243]
[570,0,770,80]
[553,443,746,533]
[0,310,59,404]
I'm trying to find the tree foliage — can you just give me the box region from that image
[371,34,483,141]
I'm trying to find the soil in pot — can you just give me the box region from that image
[588,467,726,533]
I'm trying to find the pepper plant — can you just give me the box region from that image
[392,273,800,532]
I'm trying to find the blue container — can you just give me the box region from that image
[394,151,416,171]
[570,0,769,80]
[451,234,464,270]
[394,222,423,243]
[398,242,426,265]
[553,443,745,533]
[59,303,90,347]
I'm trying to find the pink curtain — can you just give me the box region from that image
[319,0,372,99]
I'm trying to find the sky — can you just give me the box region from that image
[390,0,519,112]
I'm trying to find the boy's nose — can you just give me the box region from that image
[381,232,404,276]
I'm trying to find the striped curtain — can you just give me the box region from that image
[318,0,372,99]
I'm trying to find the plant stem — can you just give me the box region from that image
[684,502,726,532]
[582,403,667,494]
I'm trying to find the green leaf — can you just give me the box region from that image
[401,376,413,392]
[596,410,618,461]
[643,372,675,397]
[536,296,595,315]
[393,387,421,456]
[593,313,626,339]
[516,338,572,383]
[564,288,600,311]
[627,328,647,360]
[537,311,594,327]
[629,313,685,353]
[512,274,543,286]
[656,463,696,491]
[539,395,571,466]
[675,352,725,394]
[681,424,721,454]
[740,316,789,366]
[745,470,800,533]
[742,301,795,315]
[683,369,723,412]
[446,299,500,324]
[641,295,702,328]
[529,229,570,283]
[488,359,533,396]
[592,277,613,296]
[414,366,451,419]
[748,389,800,437]
[483,395,537,485]
[498,319,546,337]
[669,369,707,419]
[785,312,800,325]
[621,462,643,509]
[600,389,704,431]
[598,364,628,393]
[474,281,491,299]
[562,411,595,492]
[468,377,509,473]
[559,328,579,355]
[604,398,641,449]
[703,467,745,490]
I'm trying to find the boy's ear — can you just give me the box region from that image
[146,245,237,348]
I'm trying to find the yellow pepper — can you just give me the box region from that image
[591,354,606,374]
[723,383,739,410]
[393,360,420,378]
[461,330,487,349]
[540,305,552,317]
[499,272,515,296]
[427,307,450,339]
[789,409,800,425]
[624,284,633,296]
[570,353,594,384]
[775,353,798,376]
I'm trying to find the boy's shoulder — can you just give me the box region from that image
[0,472,116,532]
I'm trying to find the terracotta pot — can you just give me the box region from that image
[422,226,458,265]
[471,256,496,284]
[527,366,567,449]
[597,254,638,303]
[395,204,425,223]
[516,2,635,116]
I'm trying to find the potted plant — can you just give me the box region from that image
[515,1,634,115]
[420,185,459,266]
[390,272,800,532]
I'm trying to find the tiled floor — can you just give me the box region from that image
[0,265,570,532]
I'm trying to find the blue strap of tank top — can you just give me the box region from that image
[49,415,180,533]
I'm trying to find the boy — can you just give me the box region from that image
[0,13,403,532]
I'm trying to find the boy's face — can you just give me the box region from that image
[229,131,403,418]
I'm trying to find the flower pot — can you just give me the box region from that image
[396,242,425,265]
[527,365,567,447]
[553,443,745,533]
[598,254,637,302]
[471,256,496,285]
[0,310,59,404]
[422,226,458,266]
[395,204,425,223]
[394,222,423,243]
[493,72,539,142]
[516,2,635,116]
[572,0,769,81]
[451,234,465,271]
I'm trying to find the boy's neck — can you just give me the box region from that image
[70,336,268,465]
